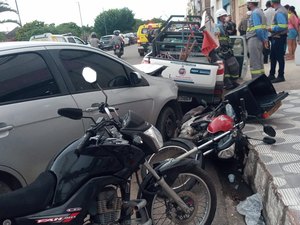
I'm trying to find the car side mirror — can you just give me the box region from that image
[129,72,142,85]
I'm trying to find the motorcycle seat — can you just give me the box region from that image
[0,171,56,219]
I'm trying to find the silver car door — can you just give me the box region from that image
[0,51,84,187]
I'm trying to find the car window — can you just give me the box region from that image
[59,50,131,92]
[0,53,60,104]
[74,37,85,45]
[66,37,76,43]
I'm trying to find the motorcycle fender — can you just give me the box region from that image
[138,158,201,197]
[164,138,204,168]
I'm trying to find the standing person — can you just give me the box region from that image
[268,0,288,83]
[238,11,252,36]
[89,32,100,48]
[225,15,237,36]
[246,0,269,79]
[286,6,299,60]
[263,1,276,63]
[214,8,240,90]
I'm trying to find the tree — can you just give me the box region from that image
[15,20,57,41]
[94,8,135,36]
[56,22,81,37]
[0,1,21,27]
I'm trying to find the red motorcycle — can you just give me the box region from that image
[144,99,276,177]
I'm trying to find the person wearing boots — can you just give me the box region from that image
[268,0,288,83]
[214,8,240,90]
[246,0,269,79]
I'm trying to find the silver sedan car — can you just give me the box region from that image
[0,42,181,192]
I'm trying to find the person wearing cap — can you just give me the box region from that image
[246,0,269,79]
[268,0,288,83]
[214,8,240,90]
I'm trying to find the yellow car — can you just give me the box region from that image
[137,23,161,56]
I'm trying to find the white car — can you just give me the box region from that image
[120,33,130,45]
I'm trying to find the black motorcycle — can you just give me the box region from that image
[113,44,124,58]
[0,67,216,225]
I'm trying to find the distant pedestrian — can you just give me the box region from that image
[286,6,299,60]
[268,0,288,83]
[246,0,269,79]
[89,32,100,48]
[238,11,252,36]
[263,1,275,64]
[225,15,237,36]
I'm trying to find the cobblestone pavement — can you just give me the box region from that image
[244,90,300,224]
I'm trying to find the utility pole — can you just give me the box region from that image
[14,0,22,26]
[77,2,83,27]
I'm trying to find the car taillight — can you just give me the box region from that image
[216,60,224,75]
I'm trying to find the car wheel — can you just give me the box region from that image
[156,106,178,141]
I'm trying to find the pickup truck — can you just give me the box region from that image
[140,14,248,112]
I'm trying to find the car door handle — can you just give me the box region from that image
[0,123,13,135]
[84,107,99,113]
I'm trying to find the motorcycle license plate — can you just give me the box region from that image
[178,96,192,102]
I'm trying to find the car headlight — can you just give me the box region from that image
[144,125,163,150]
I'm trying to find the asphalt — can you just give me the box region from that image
[239,59,300,225]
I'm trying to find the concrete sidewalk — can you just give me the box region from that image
[241,59,300,225]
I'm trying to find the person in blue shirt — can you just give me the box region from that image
[267,0,288,83]
[246,0,269,79]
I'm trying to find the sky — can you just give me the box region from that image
[0,0,188,32]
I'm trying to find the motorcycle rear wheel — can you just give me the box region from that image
[145,166,217,225]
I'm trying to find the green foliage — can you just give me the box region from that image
[94,8,135,36]
[56,22,81,37]
[0,1,20,27]
[15,20,57,41]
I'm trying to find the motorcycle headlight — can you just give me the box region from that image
[144,125,163,150]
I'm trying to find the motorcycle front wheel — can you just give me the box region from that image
[144,166,216,225]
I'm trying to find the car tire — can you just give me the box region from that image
[156,106,178,141]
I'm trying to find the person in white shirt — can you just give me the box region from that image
[263,0,276,63]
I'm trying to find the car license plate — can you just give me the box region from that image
[178,96,192,102]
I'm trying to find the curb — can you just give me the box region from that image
[243,145,299,225]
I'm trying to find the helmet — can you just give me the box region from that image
[207,115,234,134]
[215,8,228,18]
[113,30,120,35]
[270,0,280,3]
[246,0,260,2]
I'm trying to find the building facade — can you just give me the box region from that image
[188,0,268,35]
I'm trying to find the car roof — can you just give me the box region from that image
[0,41,90,51]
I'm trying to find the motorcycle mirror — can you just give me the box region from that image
[82,67,97,83]
[82,66,108,105]
[263,125,276,137]
[263,137,276,145]
[58,108,83,120]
